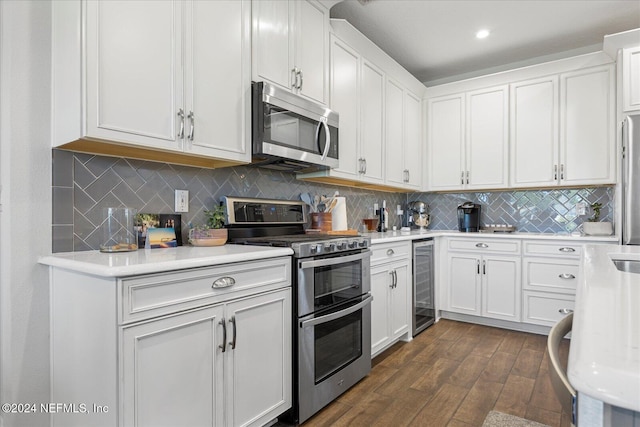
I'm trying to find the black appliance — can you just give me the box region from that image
[223,196,372,424]
[457,201,481,232]
[252,81,339,173]
[412,239,435,336]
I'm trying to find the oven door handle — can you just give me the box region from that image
[300,295,373,329]
[299,251,371,270]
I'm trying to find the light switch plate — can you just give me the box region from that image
[576,202,587,216]
[175,190,189,213]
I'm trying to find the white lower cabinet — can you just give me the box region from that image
[49,256,292,427]
[370,241,411,356]
[447,252,521,322]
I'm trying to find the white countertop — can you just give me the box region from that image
[38,245,294,278]
[568,244,640,412]
[368,229,619,244]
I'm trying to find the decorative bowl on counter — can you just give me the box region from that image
[188,228,228,246]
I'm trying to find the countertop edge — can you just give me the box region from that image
[38,247,294,278]
[368,230,620,244]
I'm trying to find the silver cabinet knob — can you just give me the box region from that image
[387,249,395,256]
[212,277,236,289]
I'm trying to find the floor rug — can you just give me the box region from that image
[482,410,551,427]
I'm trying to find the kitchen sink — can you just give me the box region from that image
[612,259,640,274]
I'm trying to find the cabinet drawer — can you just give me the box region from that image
[448,238,520,254]
[119,257,291,324]
[523,258,579,293]
[522,291,575,327]
[523,241,582,258]
[371,241,411,265]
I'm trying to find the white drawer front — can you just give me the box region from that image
[371,241,411,265]
[523,241,582,258]
[522,291,575,327]
[523,258,579,293]
[120,257,291,324]
[448,238,520,254]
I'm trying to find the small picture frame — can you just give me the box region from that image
[145,227,177,249]
[135,213,183,248]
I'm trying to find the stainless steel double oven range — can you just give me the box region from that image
[224,197,372,424]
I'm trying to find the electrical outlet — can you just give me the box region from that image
[175,190,189,213]
[576,202,587,216]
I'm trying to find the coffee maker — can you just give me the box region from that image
[457,201,481,232]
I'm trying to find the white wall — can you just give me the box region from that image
[0,1,52,426]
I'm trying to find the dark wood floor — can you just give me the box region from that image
[301,319,571,427]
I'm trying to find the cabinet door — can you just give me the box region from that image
[370,265,392,355]
[85,1,182,151]
[225,289,292,427]
[251,0,293,91]
[385,78,405,188]
[360,60,385,184]
[295,0,328,104]
[427,94,465,191]
[185,0,250,162]
[510,76,559,187]
[404,90,423,189]
[330,35,360,178]
[481,256,521,322]
[466,85,509,189]
[390,263,410,339]
[623,46,640,112]
[121,305,224,427]
[447,254,481,315]
[560,65,615,185]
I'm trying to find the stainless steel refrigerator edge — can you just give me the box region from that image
[622,114,640,245]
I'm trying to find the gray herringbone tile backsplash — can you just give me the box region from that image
[52,150,615,252]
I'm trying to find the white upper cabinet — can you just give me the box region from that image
[560,65,615,186]
[466,86,509,189]
[360,59,385,184]
[186,1,251,160]
[511,65,615,187]
[427,85,508,191]
[623,46,640,112]
[85,1,183,151]
[385,79,423,190]
[427,94,465,190]
[53,0,251,167]
[510,76,560,188]
[252,0,329,105]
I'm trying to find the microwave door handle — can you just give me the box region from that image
[318,117,331,161]
[300,295,373,329]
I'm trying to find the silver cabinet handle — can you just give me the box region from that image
[387,248,395,256]
[394,270,398,288]
[219,318,227,353]
[554,164,558,180]
[187,111,195,141]
[477,259,480,275]
[298,70,303,90]
[558,308,574,314]
[560,164,565,180]
[559,273,576,279]
[358,158,364,174]
[229,316,237,350]
[389,270,395,288]
[559,247,576,253]
[483,260,486,275]
[177,108,185,139]
[475,243,489,248]
[466,170,469,184]
[212,276,236,288]
[461,171,464,185]
[291,67,298,89]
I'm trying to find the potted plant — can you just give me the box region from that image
[188,204,228,246]
[581,202,613,236]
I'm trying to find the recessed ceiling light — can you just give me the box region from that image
[476,29,490,39]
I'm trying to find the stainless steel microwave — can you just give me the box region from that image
[252,81,339,172]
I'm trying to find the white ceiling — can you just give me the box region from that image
[329,0,640,86]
